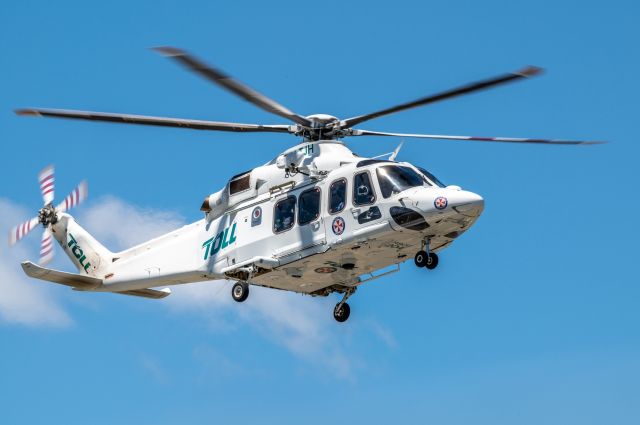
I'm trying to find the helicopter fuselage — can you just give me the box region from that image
[64,141,483,297]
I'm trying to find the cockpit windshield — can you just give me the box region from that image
[417,167,446,188]
[376,165,425,198]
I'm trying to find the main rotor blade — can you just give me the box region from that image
[153,46,313,128]
[341,66,543,129]
[15,108,294,133]
[349,129,605,145]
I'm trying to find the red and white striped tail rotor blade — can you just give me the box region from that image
[8,216,40,246]
[40,229,55,265]
[39,165,55,205]
[56,181,88,213]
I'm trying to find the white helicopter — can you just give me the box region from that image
[10,47,602,322]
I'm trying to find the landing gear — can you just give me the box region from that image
[231,281,249,302]
[414,250,439,269]
[414,250,428,267]
[425,252,439,270]
[333,287,356,323]
[333,303,350,322]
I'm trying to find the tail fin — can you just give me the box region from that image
[50,213,113,278]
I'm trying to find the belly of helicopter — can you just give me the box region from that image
[249,217,468,295]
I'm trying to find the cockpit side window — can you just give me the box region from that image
[417,167,446,188]
[353,171,376,206]
[298,187,321,226]
[376,166,424,198]
[273,196,296,233]
[329,178,347,214]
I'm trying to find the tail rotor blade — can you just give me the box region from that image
[39,165,55,205]
[57,181,88,213]
[8,216,40,246]
[40,229,55,265]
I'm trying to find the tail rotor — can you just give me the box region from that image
[40,228,55,265]
[8,216,40,246]
[8,165,88,265]
[56,181,88,213]
[39,165,55,205]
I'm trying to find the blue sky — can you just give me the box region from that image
[1,0,638,423]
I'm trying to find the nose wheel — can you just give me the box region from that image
[231,281,249,302]
[414,250,439,269]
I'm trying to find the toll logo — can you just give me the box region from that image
[202,223,237,261]
[67,233,91,273]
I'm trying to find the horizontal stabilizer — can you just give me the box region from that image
[115,288,171,299]
[22,261,102,290]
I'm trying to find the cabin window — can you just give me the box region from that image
[298,187,321,225]
[229,174,251,195]
[273,196,296,233]
[376,165,424,198]
[329,178,347,214]
[353,171,376,206]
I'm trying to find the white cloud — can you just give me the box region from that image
[137,352,169,385]
[0,199,72,327]
[78,197,361,377]
[77,195,185,251]
[167,281,358,379]
[367,319,398,349]
[0,196,393,378]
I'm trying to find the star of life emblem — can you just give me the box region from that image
[332,216,345,235]
[434,196,448,210]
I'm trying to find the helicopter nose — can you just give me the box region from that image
[458,191,484,208]
[453,191,484,214]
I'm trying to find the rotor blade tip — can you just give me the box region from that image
[151,46,184,57]
[516,66,544,77]
[40,164,54,174]
[15,108,41,117]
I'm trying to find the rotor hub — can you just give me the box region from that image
[298,114,342,140]
[38,204,58,226]
[305,114,339,127]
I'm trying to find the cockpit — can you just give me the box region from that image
[376,165,425,198]
[416,166,446,188]
[373,164,446,198]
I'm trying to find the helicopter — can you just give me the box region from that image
[9,47,602,322]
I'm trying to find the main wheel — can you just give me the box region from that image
[333,302,351,322]
[414,250,428,268]
[231,282,249,302]
[425,253,439,270]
